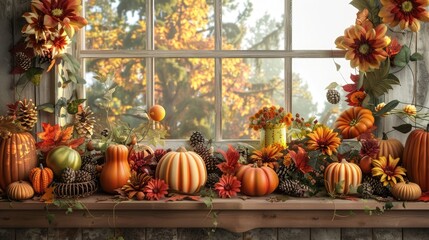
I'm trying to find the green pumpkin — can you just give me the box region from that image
[46,146,82,176]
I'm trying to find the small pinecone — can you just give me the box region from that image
[61,167,76,183]
[193,144,218,173]
[74,106,96,139]
[101,128,110,137]
[326,89,340,104]
[278,179,312,197]
[206,172,221,188]
[81,155,97,166]
[8,99,38,131]
[276,164,297,181]
[358,181,374,199]
[362,175,391,197]
[81,164,97,179]
[189,131,206,148]
[16,52,31,71]
[75,170,92,183]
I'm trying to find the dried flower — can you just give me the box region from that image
[144,179,169,201]
[360,138,380,158]
[214,174,241,198]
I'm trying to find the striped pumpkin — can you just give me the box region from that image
[7,180,34,200]
[236,164,279,196]
[155,147,207,194]
[324,159,362,195]
[391,181,422,201]
[377,134,404,160]
[29,164,54,194]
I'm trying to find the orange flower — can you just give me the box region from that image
[336,23,390,72]
[307,126,341,156]
[250,145,283,170]
[144,179,169,200]
[215,174,241,198]
[347,91,367,106]
[386,38,402,58]
[379,0,429,32]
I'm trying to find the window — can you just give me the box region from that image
[80,0,356,142]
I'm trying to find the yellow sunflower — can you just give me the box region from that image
[372,155,406,187]
[335,23,390,72]
[306,126,341,156]
[250,145,283,170]
[379,0,429,32]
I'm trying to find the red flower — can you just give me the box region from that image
[386,38,402,58]
[346,91,367,107]
[214,174,241,198]
[217,145,241,175]
[288,147,313,174]
[144,179,169,201]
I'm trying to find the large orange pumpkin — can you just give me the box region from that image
[0,132,37,191]
[235,164,279,196]
[29,163,54,194]
[155,147,207,194]
[334,107,374,139]
[324,159,362,195]
[100,144,131,194]
[377,133,404,160]
[403,125,429,191]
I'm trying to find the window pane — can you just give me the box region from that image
[154,1,214,50]
[222,0,285,50]
[85,0,147,50]
[84,58,147,133]
[292,58,353,127]
[292,0,356,49]
[222,58,285,139]
[155,58,215,139]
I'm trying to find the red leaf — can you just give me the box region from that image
[166,194,201,202]
[418,192,429,202]
[288,147,313,174]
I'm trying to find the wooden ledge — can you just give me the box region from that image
[1,194,428,232]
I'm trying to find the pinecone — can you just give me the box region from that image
[326,89,340,104]
[276,164,297,181]
[16,52,31,71]
[8,99,38,131]
[358,181,374,199]
[205,172,221,188]
[81,155,97,166]
[193,144,219,173]
[61,167,76,183]
[362,175,391,197]
[122,172,152,200]
[189,131,206,148]
[74,106,96,139]
[81,164,97,179]
[278,179,314,197]
[75,170,92,183]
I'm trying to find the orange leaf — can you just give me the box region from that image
[418,192,429,202]
[58,126,74,143]
[166,194,201,202]
[40,186,55,203]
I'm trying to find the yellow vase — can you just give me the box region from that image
[260,124,287,148]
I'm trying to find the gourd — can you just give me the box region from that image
[377,133,404,160]
[235,164,279,196]
[46,146,82,176]
[28,163,54,194]
[6,180,34,200]
[100,144,131,194]
[324,159,362,195]
[155,147,207,194]
[334,107,374,139]
[391,181,422,201]
[402,124,429,191]
[0,131,37,191]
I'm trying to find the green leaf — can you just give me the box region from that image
[334,61,341,71]
[410,52,423,61]
[357,72,365,90]
[46,213,56,224]
[373,100,399,116]
[37,103,55,113]
[363,67,400,98]
[74,201,85,210]
[394,45,411,67]
[393,124,413,133]
[66,207,73,214]
[325,82,339,90]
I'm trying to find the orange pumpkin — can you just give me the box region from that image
[235,164,279,196]
[334,107,374,139]
[7,180,34,200]
[377,133,404,160]
[324,159,362,195]
[156,147,206,194]
[403,125,429,191]
[29,163,54,194]
[0,132,37,191]
[100,144,131,194]
[391,181,422,201]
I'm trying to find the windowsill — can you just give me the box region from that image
[1,194,428,232]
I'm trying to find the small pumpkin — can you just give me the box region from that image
[29,163,54,194]
[359,155,372,174]
[377,133,404,160]
[0,131,38,191]
[155,147,207,194]
[403,124,429,191]
[334,107,374,139]
[235,163,279,196]
[324,159,362,195]
[391,181,422,201]
[100,144,131,194]
[46,146,82,176]
[7,180,34,200]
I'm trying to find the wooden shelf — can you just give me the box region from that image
[1,194,428,232]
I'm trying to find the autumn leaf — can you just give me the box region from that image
[217,145,241,175]
[288,147,313,174]
[418,192,429,202]
[36,123,85,153]
[40,186,55,203]
[166,194,201,202]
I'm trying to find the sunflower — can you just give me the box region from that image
[372,155,406,187]
[250,145,283,170]
[214,174,241,198]
[306,126,341,156]
[379,0,429,32]
[335,23,390,72]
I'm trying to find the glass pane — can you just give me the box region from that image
[292,0,356,49]
[222,0,285,50]
[154,1,214,50]
[84,58,147,134]
[292,58,354,127]
[155,58,215,139]
[84,0,147,50]
[222,58,285,139]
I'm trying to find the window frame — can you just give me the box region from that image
[77,0,345,143]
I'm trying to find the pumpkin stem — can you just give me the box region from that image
[176,146,187,152]
[382,132,388,140]
[39,163,44,169]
